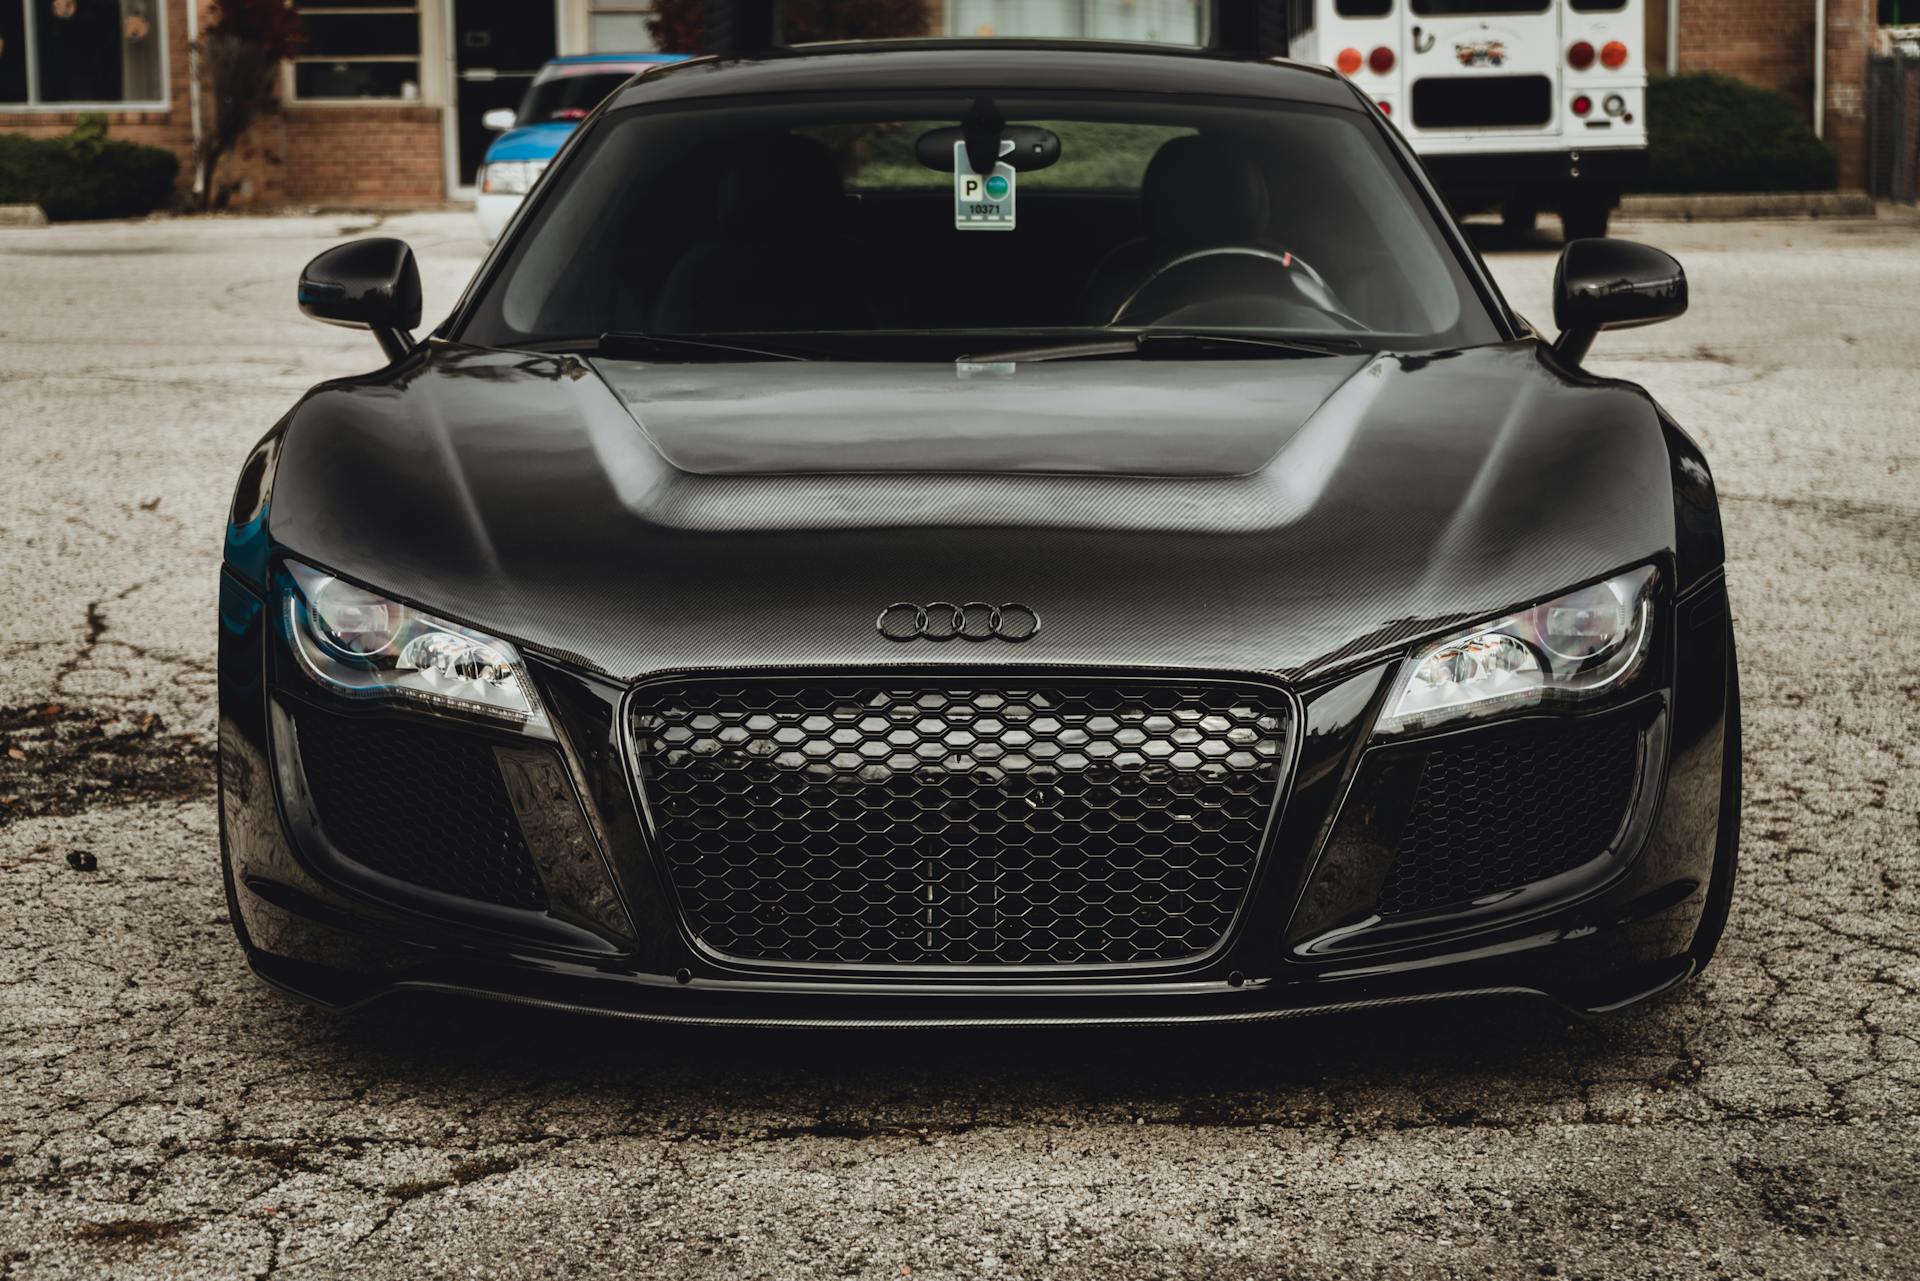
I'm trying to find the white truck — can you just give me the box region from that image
[1282,0,1646,237]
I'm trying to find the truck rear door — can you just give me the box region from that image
[1399,0,1562,149]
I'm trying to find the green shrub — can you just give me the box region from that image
[0,117,180,221]
[1643,73,1838,193]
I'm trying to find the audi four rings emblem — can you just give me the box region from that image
[877,602,1041,643]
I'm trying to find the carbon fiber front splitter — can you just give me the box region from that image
[241,935,1698,1028]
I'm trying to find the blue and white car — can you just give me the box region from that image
[475,53,687,242]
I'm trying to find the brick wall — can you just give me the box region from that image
[1670,0,1875,188]
[214,104,447,209]
[1,0,449,209]
[1895,54,1920,199]
[1677,0,1818,95]
[1822,0,1875,187]
[278,106,445,206]
[1910,58,1920,197]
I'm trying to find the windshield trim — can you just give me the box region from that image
[514,326,1400,364]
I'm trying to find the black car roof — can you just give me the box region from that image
[605,40,1360,113]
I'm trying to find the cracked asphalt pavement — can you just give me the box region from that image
[2,209,1917,1280]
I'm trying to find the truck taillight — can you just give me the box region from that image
[1568,41,1595,70]
[1601,40,1628,68]
[1337,47,1363,74]
[1571,94,1593,116]
[1369,46,1395,74]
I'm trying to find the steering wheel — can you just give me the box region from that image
[1109,247,1363,330]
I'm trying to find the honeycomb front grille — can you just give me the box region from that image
[628,679,1291,967]
[294,708,548,911]
[1376,716,1642,917]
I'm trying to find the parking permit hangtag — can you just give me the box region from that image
[954,139,1016,232]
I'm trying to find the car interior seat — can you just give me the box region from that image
[649,133,882,333]
[1076,134,1274,324]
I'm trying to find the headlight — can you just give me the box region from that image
[283,561,547,730]
[479,159,547,195]
[1375,566,1657,736]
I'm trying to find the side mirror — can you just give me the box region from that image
[298,237,422,363]
[1551,238,1687,366]
[481,107,518,132]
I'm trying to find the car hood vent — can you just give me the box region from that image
[592,356,1370,478]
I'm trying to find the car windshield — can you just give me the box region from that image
[457,91,1503,357]
[516,70,635,125]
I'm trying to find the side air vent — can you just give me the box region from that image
[295,708,548,911]
[1375,715,1640,917]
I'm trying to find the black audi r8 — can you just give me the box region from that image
[217,35,1739,1026]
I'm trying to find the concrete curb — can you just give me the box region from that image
[0,204,49,227]
[1620,191,1876,221]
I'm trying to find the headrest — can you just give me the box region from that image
[1139,135,1271,246]
[717,133,845,231]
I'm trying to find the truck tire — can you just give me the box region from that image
[1560,192,1612,240]
[1501,195,1539,233]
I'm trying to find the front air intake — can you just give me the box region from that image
[1374,714,1642,917]
[627,677,1292,968]
[294,707,548,911]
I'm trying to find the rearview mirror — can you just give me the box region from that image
[1551,238,1687,366]
[298,238,422,363]
[481,107,517,132]
[915,124,1061,173]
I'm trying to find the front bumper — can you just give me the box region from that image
[1421,146,1648,214]
[1420,146,1647,189]
[243,948,1698,1027]
[217,565,1734,1026]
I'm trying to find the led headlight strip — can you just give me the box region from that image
[282,560,547,731]
[1375,565,1658,736]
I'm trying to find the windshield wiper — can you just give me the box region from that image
[958,331,1365,364]
[1137,331,1367,359]
[595,332,817,362]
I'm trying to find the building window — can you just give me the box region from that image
[946,0,1203,45]
[589,2,658,52]
[293,0,421,100]
[0,0,166,107]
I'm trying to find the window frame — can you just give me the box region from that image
[587,0,657,53]
[286,0,425,105]
[1,0,171,113]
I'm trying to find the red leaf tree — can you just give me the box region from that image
[194,0,305,209]
[647,0,933,53]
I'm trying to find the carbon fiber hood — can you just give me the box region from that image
[590,356,1368,478]
[264,339,1677,682]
